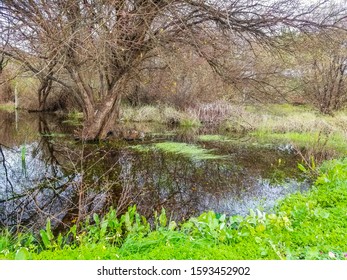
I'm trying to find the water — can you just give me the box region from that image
[0,111,308,230]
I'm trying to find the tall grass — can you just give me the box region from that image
[121,104,201,126]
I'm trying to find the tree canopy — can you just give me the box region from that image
[1,0,346,139]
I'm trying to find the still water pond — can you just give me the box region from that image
[0,111,308,230]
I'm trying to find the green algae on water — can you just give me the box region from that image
[154,142,225,160]
[197,134,231,142]
[131,142,226,160]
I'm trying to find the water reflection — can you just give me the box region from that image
[111,147,306,221]
[0,111,307,230]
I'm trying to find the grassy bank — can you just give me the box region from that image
[1,157,346,260]
[246,105,347,158]
[120,103,347,158]
[3,101,344,155]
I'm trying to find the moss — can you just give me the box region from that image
[197,134,231,142]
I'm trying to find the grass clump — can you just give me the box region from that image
[121,104,201,126]
[123,105,162,122]
[62,110,84,126]
[252,131,347,156]
[178,117,201,128]
[0,103,15,112]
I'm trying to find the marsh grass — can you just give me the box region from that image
[62,110,84,126]
[154,142,225,160]
[228,104,347,158]
[224,104,335,134]
[178,117,201,128]
[197,134,232,142]
[121,104,201,126]
[253,130,347,156]
[123,103,346,161]
[120,103,347,143]
[186,101,233,123]
[131,142,225,160]
[0,103,15,112]
[123,105,162,122]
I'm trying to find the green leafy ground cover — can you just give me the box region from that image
[1,158,347,260]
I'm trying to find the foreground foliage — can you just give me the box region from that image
[1,158,347,260]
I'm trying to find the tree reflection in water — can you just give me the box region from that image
[0,111,307,231]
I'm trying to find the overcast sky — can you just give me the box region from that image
[303,0,346,4]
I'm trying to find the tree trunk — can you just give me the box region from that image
[36,75,54,111]
[80,92,122,141]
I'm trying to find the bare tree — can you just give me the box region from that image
[0,21,11,103]
[1,0,346,140]
[300,32,347,114]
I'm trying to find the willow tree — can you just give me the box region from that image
[1,0,345,140]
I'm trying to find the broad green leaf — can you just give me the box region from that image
[40,230,50,248]
[93,213,100,225]
[159,208,167,227]
[15,248,30,260]
[298,163,307,172]
[45,219,53,240]
[256,223,266,233]
[168,221,177,231]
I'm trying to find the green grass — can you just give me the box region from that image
[197,134,231,142]
[131,141,226,160]
[62,110,84,126]
[121,105,162,122]
[1,157,347,260]
[121,104,201,126]
[0,103,15,112]
[154,142,225,160]
[264,103,312,116]
[179,117,201,128]
[252,130,347,155]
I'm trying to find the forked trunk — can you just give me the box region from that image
[37,78,53,111]
[80,93,122,141]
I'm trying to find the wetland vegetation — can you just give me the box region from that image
[1,0,347,260]
[1,157,347,260]
[0,104,346,260]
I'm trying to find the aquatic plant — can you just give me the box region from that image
[20,144,27,177]
[154,142,225,160]
[252,131,347,158]
[62,110,84,126]
[130,144,152,153]
[0,103,15,112]
[131,141,226,160]
[197,134,231,142]
[178,117,201,128]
